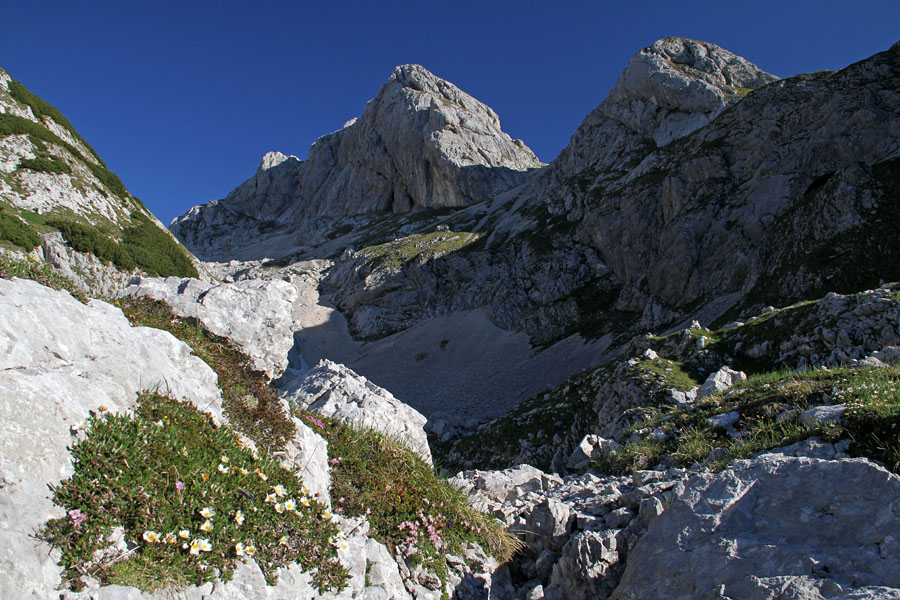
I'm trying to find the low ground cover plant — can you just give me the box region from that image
[118,296,293,452]
[0,252,86,300]
[593,366,900,474]
[315,416,520,586]
[41,393,348,593]
[0,211,40,251]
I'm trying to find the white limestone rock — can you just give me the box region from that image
[800,404,848,427]
[0,278,223,599]
[606,37,779,146]
[126,276,299,378]
[611,454,900,599]
[697,365,747,399]
[451,464,562,511]
[283,359,432,464]
[567,435,622,470]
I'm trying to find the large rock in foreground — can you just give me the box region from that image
[125,276,299,378]
[611,454,900,600]
[0,279,223,598]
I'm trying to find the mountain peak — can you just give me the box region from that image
[604,37,779,145]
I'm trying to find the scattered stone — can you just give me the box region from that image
[697,366,747,399]
[800,404,847,427]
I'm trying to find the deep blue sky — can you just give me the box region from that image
[2,1,898,224]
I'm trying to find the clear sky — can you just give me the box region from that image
[2,1,898,224]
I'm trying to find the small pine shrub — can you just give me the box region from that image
[18,152,71,175]
[0,113,129,198]
[48,218,136,271]
[121,214,198,278]
[0,212,40,250]
[7,78,105,165]
[41,393,348,593]
[45,214,198,279]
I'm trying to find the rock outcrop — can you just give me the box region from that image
[125,275,300,377]
[612,454,900,600]
[170,64,542,261]
[0,278,222,599]
[282,359,432,464]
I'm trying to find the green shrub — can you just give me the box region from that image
[317,417,520,586]
[0,212,40,250]
[41,393,348,593]
[0,113,128,198]
[18,153,70,175]
[121,214,198,278]
[46,214,198,279]
[48,218,136,271]
[7,78,105,165]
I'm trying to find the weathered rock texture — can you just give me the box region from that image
[170,64,541,261]
[612,455,900,600]
[125,276,299,377]
[0,278,445,600]
[313,38,900,348]
[283,359,432,464]
[0,278,222,599]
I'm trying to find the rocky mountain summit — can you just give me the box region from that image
[170,64,542,261]
[2,36,900,600]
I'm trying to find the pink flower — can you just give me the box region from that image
[68,509,87,529]
[302,414,326,430]
[175,480,185,491]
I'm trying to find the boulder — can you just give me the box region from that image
[283,359,432,464]
[125,276,299,378]
[697,366,747,399]
[567,435,623,470]
[451,464,562,511]
[0,279,221,599]
[611,454,900,599]
[800,404,848,427]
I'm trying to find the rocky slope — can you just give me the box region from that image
[0,68,201,291]
[319,37,900,349]
[170,64,542,261]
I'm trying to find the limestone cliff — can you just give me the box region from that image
[320,37,900,346]
[170,64,542,261]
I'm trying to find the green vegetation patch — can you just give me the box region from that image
[118,296,293,453]
[633,357,699,392]
[0,113,128,198]
[358,230,484,271]
[593,366,900,474]
[18,147,71,175]
[49,218,136,271]
[7,78,105,165]
[0,252,86,300]
[0,210,40,251]
[317,417,519,587]
[48,214,198,278]
[120,214,198,278]
[41,393,347,593]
